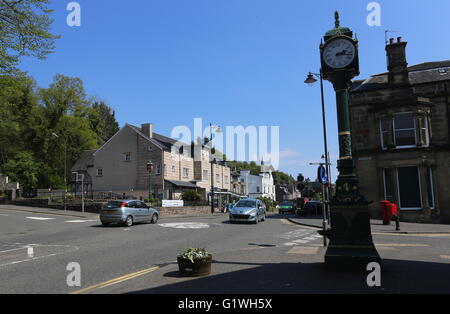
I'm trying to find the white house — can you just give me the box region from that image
[239,163,276,200]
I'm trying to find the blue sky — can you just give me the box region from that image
[19,0,450,180]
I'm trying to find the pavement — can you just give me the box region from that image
[1,204,450,294]
[286,215,450,234]
[0,204,226,220]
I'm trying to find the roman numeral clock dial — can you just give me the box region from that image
[323,38,356,69]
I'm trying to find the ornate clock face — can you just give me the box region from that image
[322,38,356,69]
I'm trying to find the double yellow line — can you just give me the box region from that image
[70,266,159,294]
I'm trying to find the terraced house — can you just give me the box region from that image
[71,123,231,201]
[349,37,450,223]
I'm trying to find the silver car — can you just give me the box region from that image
[100,200,159,227]
[229,199,266,224]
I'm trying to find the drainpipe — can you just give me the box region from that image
[446,82,450,144]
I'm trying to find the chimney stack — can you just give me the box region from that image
[141,123,153,138]
[386,36,409,85]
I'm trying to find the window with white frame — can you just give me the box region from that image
[203,170,209,180]
[380,112,430,149]
[393,113,416,147]
[156,164,161,175]
[384,166,435,211]
[182,168,189,178]
[96,168,103,177]
[124,152,132,162]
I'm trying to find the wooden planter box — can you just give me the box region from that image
[177,255,212,277]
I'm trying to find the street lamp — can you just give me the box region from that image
[146,161,154,201]
[304,71,332,221]
[209,124,222,214]
[52,132,67,211]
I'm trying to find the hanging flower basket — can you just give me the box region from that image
[177,248,212,277]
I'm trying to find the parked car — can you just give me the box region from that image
[100,200,159,227]
[278,200,295,214]
[229,199,266,224]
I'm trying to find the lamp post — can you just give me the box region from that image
[305,71,332,196]
[146,161,154,201]
[52,132,67,211]
[305,71,333,227]
[209,124,222,214]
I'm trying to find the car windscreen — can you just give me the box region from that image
[104,201,124,208]
[234,200,257,208]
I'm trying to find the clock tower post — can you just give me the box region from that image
[319,12,380,268]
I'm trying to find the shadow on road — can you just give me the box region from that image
[128,258,450,294]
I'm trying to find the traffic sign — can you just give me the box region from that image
[318,166,328,185]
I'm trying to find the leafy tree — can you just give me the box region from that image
[4,151,40,189]
[0,0,58,73]
[272,171,294,185]
[0,74,40,168]
[182,190,201,202]
[91,100,120,144]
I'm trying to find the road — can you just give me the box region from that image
[0,206,450,294]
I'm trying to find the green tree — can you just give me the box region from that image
[182,190,202,202]
[4,151,40,189]
[0,74,40,170]
[91,100,120,144]
[0,0,58,73]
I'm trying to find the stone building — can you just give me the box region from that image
[71,123,231,201]
[349,37,450,223]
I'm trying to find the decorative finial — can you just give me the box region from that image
[335,11,340,28]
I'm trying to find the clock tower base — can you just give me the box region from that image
[320,202,381,269]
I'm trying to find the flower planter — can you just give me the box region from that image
[177,255,212,277]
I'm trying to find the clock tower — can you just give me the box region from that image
[319,12,380,268]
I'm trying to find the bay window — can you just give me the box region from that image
[380,111,430,149]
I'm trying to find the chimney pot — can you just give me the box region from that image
[389,38,394,44]
[397,36,402,43]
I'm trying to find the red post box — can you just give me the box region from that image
[380,200,391,225]
[390,203,399,217]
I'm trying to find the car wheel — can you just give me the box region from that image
[150,214,158,224]
[254,216,259,224]
[125,216,133,227]
[262,214,266,222]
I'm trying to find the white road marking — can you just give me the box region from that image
[65,220,97,223]
[26,217,56,221]
[277,228,322,247]
[159,222,210,229]
[0,243,79,268]
[287,247,320,255]
[0,214,9,217]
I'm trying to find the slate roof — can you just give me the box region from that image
[351,60,450,92]
[72,150,96,171]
